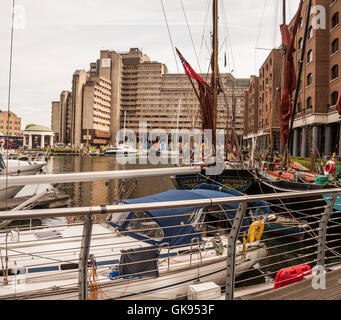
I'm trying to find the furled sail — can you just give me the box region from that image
[176,48,215,139]
[279,0,303,149]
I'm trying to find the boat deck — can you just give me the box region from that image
[0,193,70,210]
[236,267,341,300]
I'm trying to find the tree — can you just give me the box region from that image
[25,124,37,129]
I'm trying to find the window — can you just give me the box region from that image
[306,97,312,109]
[308,26,313,39]
[331,64,339,79]
[332,38,339,54]
[307,50,313,63]
[307,73,313,86]
[331,91,339,105]
[297,102,302,113]
[298,37,303,50]
[332,12,339,29]
[126,212,164,241]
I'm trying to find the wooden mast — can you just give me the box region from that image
[212,0,219,149]
[281,0,288,167]
[267,84,273,155]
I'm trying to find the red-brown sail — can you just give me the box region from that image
[279,0,303,149]
[176,48,215,137]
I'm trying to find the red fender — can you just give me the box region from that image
[324,161,336,175]
[274,265,312,289]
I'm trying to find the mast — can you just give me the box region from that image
[123,110,127,143]
[287,0,313,158]
[281,0,306,168]
[212,0,219,148]
[267,84,273,155]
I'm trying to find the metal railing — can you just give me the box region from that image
[0,169,340,300]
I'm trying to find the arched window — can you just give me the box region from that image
[306,97,312,109]
[331,64,339,80]
[332,12,339,29]
[332,38,339,54]
[331,91,339,105]
[297,102,302,113]
[307,50,313,63]
[308,26,313,39]
[307,73,313,86]
[298,37,303,50]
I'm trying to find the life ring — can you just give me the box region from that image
[247,221,264,243]
[324,160,336,176]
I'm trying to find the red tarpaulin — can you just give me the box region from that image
[279,0,303,149]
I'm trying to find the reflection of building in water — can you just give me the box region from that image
[71,155,82,208]
[89,157,112,205]
[50,155,176,206]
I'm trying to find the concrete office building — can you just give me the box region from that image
[52,48,249,147]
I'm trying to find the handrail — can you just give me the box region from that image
[0,166,202,187]
[0,187,340,221]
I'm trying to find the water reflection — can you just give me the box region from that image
[48,155,175,207]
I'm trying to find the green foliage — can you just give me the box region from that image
[25,123,37,129]
[50,148,81,153]
[290,156,341,171]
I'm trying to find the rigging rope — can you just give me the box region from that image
[255,0,269,75]
[220,0,236,76]
[6,0,16,211]
[160,0,180,74]
[180,0,201,73]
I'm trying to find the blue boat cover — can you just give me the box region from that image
[108,183,269,247]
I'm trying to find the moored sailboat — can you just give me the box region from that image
[0,184,268,300]
[172,0,257,192]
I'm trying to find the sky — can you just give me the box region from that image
[0,0,301,129]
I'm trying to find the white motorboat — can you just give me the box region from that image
[0,184,268,300]
[104,144,138,157]
[0,154,47,201]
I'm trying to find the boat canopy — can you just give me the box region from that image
[107,184,269,247]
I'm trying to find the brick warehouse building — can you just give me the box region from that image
[244,0,341,159]
[289,0,341,159]
[244,49,282,152]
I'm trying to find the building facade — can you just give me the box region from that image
[52,48,250,148]
[289,0,341,159]
[243,49,282,152]
[0,111,22,137]
[243,1,341,159]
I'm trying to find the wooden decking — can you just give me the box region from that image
[238,267,341,300]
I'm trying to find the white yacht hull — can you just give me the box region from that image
[0,161,46,201]
[0,223,266,300]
